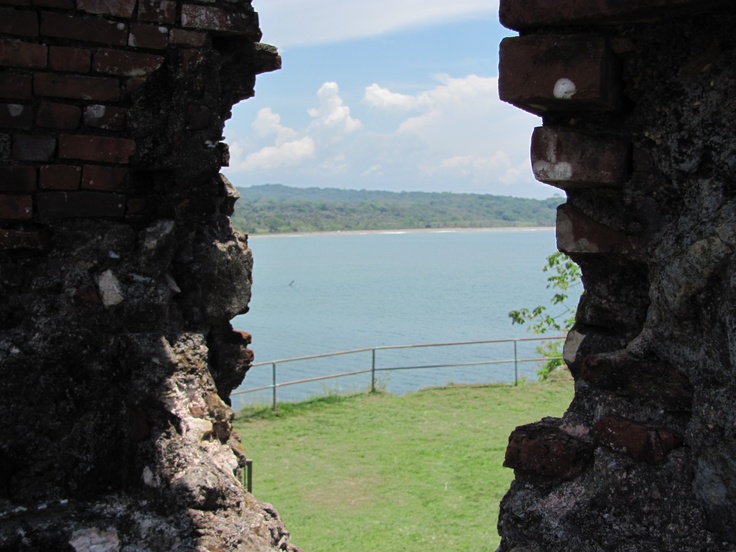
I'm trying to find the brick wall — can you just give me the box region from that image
[0,0,274,246]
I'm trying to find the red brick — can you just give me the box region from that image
[93,49,164,77]
[12,134,56,161]
[0,227,47,251]
[169,28,206,47]
[0,8,38,36]
[128,23,168,50]
[49,46,91,73]
[0,73,32,99]
[594,415,682,464]
[59,134,136,164]
[0,165,36,191]
[36,190,126,218]
[181,4,260,38]
[0,103,32,129]
[499,35,621,115]
[34,73,120,101]
[36,102,81,129]
[81,164,128,191]
[232,330,252,345]
[40,12,127,46]
[0,38,46,69]
[504,418,593,480]
[500,0,734,31]
[123,77,146,95]
[83,104,126,130]
[138,0,175,24]
[39,164,81,190]
[77,0,136,17]
[0,194,32,219]
[556,203,632,255]
[531,126,630,190]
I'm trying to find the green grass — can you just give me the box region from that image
[234,379,574,551]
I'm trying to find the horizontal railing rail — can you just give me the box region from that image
[231,335,565,410]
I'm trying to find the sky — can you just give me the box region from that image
[222,0,551,199]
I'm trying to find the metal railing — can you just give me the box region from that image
[231,335,565,410]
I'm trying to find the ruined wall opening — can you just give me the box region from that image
[217,5,577,549]
[219,3,566,397]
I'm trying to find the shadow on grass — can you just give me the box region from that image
[235,390,383,422]
[234,378,540,423]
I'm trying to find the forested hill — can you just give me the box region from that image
[231,184,562,234]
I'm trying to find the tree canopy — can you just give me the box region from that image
[231,184,562,234]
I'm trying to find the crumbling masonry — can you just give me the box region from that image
[3,0,736,550]
[0,1,299,549]
[498,1,736,550]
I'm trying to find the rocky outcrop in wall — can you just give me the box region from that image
[497,1,736,550]
[0,2,297,550]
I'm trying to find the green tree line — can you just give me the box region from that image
[231,184,562,234]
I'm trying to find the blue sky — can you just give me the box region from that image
[222,0,550,198]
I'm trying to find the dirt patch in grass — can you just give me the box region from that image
[303,476,383,511]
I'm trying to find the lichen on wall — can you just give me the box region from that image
[0,1,297,550]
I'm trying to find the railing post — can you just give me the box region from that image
[371,348,376,393]
[513,340,518,386]
[272,362,277,411]
[244,459,253,493]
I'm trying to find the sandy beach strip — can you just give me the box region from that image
[247,226,555,239]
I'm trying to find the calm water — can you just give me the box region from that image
[232,228,569,407]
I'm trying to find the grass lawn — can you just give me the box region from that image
[234,378,574,551]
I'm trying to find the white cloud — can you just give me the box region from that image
[240,137,316,171]
[254,0,498,48]
[360,74,540,191]
[224,74,547,197]
[227,106,316,171]
[227,82,359,174]
[308,82,362,134]
[252,108,298,145]
[396,74,497,138]
[361,77,510,178]
[364,84,422,110]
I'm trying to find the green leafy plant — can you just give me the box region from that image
[508,251,582,380]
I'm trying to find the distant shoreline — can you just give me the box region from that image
[248,226,555,239]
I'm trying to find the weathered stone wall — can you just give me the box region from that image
[0,2,297,550]
[498,1,736,550]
